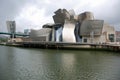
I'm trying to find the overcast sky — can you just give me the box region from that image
[0,0,120,32]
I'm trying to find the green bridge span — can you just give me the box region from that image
[0,32,29,36]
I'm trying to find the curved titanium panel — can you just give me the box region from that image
[62,22,76,42]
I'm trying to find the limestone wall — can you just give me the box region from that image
[102,23,115,42]
[82,36,101,43]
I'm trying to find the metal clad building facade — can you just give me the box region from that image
[30,28,52,41]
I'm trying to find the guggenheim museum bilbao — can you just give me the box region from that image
[30,8,115,43]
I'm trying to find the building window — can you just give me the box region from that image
[108,34,114,42]
[84,38,87,43]
[56,26,63,42]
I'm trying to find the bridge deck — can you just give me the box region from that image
[0,32,29,36]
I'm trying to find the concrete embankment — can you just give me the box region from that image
[7,41,119,52]
[1,41,120,52]
[0,42,6,45]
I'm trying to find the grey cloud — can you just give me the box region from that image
[93,0,120,25]
[34,0,81,17]
[0,0,30,32]
[0,0,120,32]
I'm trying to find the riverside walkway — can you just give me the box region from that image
[14,41,120,51]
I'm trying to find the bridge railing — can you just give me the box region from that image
[0,32,29,36]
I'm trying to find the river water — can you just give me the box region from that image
[0,45,120,80]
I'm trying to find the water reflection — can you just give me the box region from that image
[61,53,75,68]
[0,46,120,80]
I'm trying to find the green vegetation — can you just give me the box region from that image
[0,38,8,42]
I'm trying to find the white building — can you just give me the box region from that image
[6,21,16,38]
[6,21,16,33]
